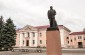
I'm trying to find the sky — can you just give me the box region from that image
[0,0,85,32]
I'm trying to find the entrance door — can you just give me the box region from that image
[26,40,29,46]
[78,42,83,48]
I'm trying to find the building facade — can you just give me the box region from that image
[15,25,71,48]
[66,31,85,48]
[16,25,38,47]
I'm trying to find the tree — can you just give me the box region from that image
[0,16,4,50]
[3,18,16,50]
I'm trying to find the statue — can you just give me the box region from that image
[47,6,59,30]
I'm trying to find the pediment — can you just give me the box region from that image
[21,25,37,31]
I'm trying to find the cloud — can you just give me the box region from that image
[0,0,85,32]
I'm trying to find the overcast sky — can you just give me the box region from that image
[0,0,85,32]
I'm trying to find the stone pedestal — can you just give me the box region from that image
[46,30,62,55]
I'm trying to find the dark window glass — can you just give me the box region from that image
[32,32,35,37]
[68,41,69,44]
[67,37,69,39]
[23,40,24,44]
[84,37,85,40]
[71,39,72,42]
[22,33,25,37]
[40,33,42,37]
[40,40,42,44]
[74,38,76,40]
[78,36,82,39]
[33,40,35,44]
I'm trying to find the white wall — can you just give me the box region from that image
[19,33,23,47]
[60,29,65,47]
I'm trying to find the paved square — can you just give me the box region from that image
[0,51,85,55]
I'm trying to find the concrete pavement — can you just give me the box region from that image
[0,51,85,55]
[0,48,85,55]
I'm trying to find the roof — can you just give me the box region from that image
[16,25,71,32]
[35,25,71,32]
[70,32,85,35]
[16,28,21,33]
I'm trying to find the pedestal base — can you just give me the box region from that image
[47,27,59,31]
[46,30,62,55]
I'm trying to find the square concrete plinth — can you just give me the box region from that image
[46,30,62,55]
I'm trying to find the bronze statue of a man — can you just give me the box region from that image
[47,6,59,30]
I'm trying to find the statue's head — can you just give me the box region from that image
[50,6,53,10]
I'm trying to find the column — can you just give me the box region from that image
[29,32,32,47]
[20,33,23,47]
[34,32,38,47]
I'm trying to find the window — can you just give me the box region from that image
[71,39,72,42]
[84,37,85,40]
[78,36,82,39]
[80,36,82,39]
[40,40,42,44]
[33,40,35,44]
[27,32,30,37]
[23,40,24,44]
[66,37,69,39]
[68,41,69,44]
[22,33,25,37]
[40,33,42,37]
[32,32,35,37]
[74,38,76,40]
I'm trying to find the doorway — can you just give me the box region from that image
[26,40,29,46]
[78,42,83,48]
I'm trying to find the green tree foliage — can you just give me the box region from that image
[3,18,16,50]
[0,16,16,51]
[0,16,4,50]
